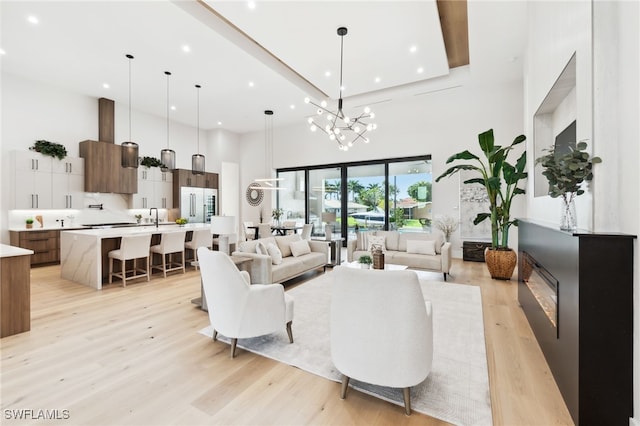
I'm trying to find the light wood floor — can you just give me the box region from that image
[0,260,574,425]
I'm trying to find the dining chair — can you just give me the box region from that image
[108,233,152,287]
[243,221,255,241]
[258,223,273,239]
[150,230,187,278]
[301,223,313,240]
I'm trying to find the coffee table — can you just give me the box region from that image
[344,261,408,271]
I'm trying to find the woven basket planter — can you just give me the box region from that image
[484,247,517,280]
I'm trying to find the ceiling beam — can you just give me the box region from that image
[437,0,470,68]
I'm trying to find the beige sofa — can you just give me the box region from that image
[347,230,452,280]
[232,234,328,284]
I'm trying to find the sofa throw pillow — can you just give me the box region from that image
[406,239,436,255]
[357,231,374,250]
[367,235,387,252]
[290,239,311,257]
[256,241,268,255]
[275,234,301,258]
[267,243,283,265]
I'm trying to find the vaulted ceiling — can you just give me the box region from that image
[0,1,527,134]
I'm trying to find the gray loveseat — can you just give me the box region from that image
[232,234,328,284]
[347,230,452,280]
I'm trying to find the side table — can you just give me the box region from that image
[312,236,344,267]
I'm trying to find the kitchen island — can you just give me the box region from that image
[60,223,211,289]
[1,244,34,337]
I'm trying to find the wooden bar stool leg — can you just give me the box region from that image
[109,258,113,284]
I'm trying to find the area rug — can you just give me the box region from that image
[199,270,492,426]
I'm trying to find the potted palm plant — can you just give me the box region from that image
[436,129,527,279]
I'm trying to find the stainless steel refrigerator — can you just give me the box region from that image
[180,187,217,223]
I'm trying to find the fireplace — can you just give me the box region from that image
[519,251,558,334]
[518,219,634,426]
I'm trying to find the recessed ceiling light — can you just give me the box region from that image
[409,45,417,53]
[325,71,331,77]
[248,81,254,87]
[248,1,256,9]
[417,67,424,74]
[27,15,39,25]
[290,104,295,109]
[374,77,381,83]
[102,83,110,89]
[217,121,222,126]
[0,48,6,55]
[182,45,191,53]
[170,105,176,111]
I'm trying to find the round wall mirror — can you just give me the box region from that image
[246,183,264,206]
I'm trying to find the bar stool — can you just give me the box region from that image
[150,230,187,278]
[108,233,152,287]
[185,228,212,269]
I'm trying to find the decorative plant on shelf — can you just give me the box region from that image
[436,129,527,279]
[433,215,459,242]
[135,214,143,224]
[25,218,34,229]
[30,140,67,160]
[535,141,602,231]
[140,156,165,168]
[358,254,372,268]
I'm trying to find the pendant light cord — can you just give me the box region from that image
[196,84,201,154]
[126,54,133,141]
[166,72,170,148]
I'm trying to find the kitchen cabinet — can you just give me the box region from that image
[12,151,84,210]
[204,172,218,189]
[13,151,53,209]
[51,157,84,209]
[131,167,173,209]
[79,140,137,194]
[10,230,60,266]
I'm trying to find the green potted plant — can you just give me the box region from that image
[25,218,34,229]
[358,254,373,269]
[140,156,165,168]
[134,214,143,224]
[436,129,527,279]
[535,141,602,231]
[30,140,67,160]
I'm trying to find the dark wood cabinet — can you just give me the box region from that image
[10,230,60,266]
[1,253,31,337]
[204,172,218,189]
[462,241,492,262]
[172,168,218,208]
[79,140,137,194]
[518,220,634,426]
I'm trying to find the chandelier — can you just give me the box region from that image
[304,27,376,151]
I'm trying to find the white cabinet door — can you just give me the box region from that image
[154,181,173,209]
[51,157,85,209]
[13,152,53,209]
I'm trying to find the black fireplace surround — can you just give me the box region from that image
[518,219,635,426]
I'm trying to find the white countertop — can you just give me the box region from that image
[61,223,211,238]
[9,222,177,232]
[0,244,34,258]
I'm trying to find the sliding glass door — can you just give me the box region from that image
[277,155,432,244]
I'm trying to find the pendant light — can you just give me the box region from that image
[191,84,205,175]
[160,71,176,172]
[121,53,139,169]
[254,110,284,190]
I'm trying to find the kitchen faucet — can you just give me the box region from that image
[149,208,159,228]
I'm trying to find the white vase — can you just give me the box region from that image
[560,192,577,231]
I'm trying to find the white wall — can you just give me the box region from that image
[524,1,639,422]
[239,80,525,255]
[1,71,242,243]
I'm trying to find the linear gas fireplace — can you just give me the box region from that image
[519,251,558,334]
[518,219,634,426]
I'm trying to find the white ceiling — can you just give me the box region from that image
[0,1,527,135]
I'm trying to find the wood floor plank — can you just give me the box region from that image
[0,260,574,425]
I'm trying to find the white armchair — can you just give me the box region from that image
[330,266,433,415]
[197,247,294,358]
